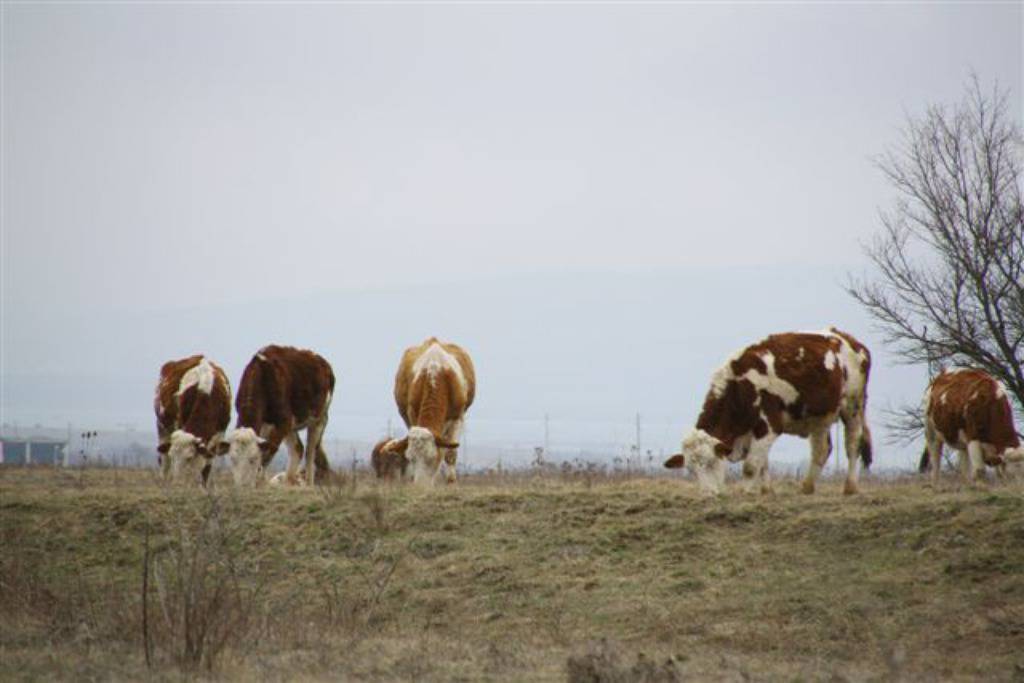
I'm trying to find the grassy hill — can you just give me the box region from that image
[2,467,1023,681]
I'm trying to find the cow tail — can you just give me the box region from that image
[858,422,873,469]
[918,446,931,473]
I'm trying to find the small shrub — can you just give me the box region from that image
[143,492,266,672]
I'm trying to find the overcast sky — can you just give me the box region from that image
[1,3,1021,466]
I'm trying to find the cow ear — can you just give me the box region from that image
[387,437,409,455]
[215,441,230,456]
[434,436,459,449]
[664,454,685,469]
[157,443,171,455]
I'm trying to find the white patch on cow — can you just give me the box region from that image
[256,350,268,361]
[709,349,745,398]
[995,382,1007,400]
[939,391,947,405]
[709,349,799,405]
[743,352,799,405]
[822,330,869,407]
[177,358,215,396]
[823,350,837,370]
[413,342,467,394]
[796,347,805,361]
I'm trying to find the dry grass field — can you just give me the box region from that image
[1,465,1023,682]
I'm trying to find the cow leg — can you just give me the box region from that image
[747,435,776,495]
[441,418,463,485]
[157,422,171,479]
[841,414,864,495]
[284,432,304,485]
[801,429,833,495]
[953,449,969,486]
[159,446,172,480]
[304,419,327,487]
[924,424,943,488]
[966,441,987,487]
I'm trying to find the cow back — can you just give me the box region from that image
[236,345,335,429]
[927,369,1020,453]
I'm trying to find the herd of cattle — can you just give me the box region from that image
[156,329,1024,493]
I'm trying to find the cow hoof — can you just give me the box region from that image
[843,481,859,495]
[800,481,815,495]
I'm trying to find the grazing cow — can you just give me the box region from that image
[222,345,335,487]
[664,327,873,496]
[371,437,408,480]
[919,368,1024,485]
[380,337,476,485]
[154,355,231,485]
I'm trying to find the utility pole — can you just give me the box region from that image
[635,412,641,463]
[544,413,550,456]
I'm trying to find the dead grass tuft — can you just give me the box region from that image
[567,638,684,683]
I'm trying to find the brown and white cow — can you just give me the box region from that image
[380,337,476,486]
[920,368,1024,485]
[371,437,408,481]
[664,327,873,496]
[154,355,231,486]
[221,345,335,487]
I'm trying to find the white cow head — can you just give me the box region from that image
[382,427,458,486]
[1002,446,1024,478]
[158,430,210,485]
[664,429,727,496]
[223,427,270,487]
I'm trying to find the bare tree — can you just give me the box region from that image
[849,76,1024,443]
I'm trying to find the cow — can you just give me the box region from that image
[154,355,231,486]
[371,437,408,480]
[221,345,335,487]
[664,327,873,496]
[379,337,476,486]
[919,368,1024,486]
